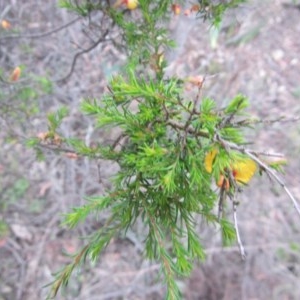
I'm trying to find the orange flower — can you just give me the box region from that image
[217,175,230,190]
[9,66,21,82]
[184,9,191,16]
[1,20,11,29]
[190,4,201,12]
[65,152,79,159]
[186,75,204,88]
[37,132,49,141]
[37,132,62,145]
[171,4,181,15]
[204,149,257,189]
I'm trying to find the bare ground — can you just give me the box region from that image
[0,0,300,299]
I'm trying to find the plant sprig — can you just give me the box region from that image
[30,1,300,299]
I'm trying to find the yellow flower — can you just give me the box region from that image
[204,148,218,173]
[125,0,138,10]
[113,0,138,10]
[232,158,257,185]
[204,149,257,189]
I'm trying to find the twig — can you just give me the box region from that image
[166,120,210,138]
[56,29,110,84]
[218,136,300,217]
[181,76,205,138]
[0,17,81,41]
[244,150,300,217]
[244,150,284,158]
[231,199,246,260]
[206,241,300,254]
[37,143,81,155]
[176,97,194,114]
[215,138,285,158]
[236,115,300,126]
[218,180,228,220]
[112,132,127,149]
[225,170,246,259]
[218,98,245,129]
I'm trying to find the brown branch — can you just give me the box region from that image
[244,150,300,217]
[235,115,300,126]
[112,132,127,149]
[56,29,111,84]
[183,78,204,131]
[0,17,81,41]
[216,140,285,158]
[166,120,210,138]
[218,98,245,129]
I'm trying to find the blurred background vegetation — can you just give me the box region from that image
[1,0,300,299]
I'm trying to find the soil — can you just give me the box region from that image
[1,0,300,299]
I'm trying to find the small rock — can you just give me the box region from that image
[290,58,298,66]
[10,224,33,242]
[272,49,284,61]
[259,69,266,77]
[1,283,13,294]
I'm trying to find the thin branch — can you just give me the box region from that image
[206,242,296,255]
[176,97,194,115]
[236,115,300,126]
[244,150,300,217]
[183,77,204,132]
[56,29,110,84]
[166,120,210,138]
[215,138,284,158]
[231,198,246,259]
[218,184,226,220]
[112,132,127,149]
[244,150,284,158]
[223,170,246,259]
[218,136,300,217]
[37,143,81,155]
[216,136,300,216]
[0,17,81,41]
[218,98,245,129]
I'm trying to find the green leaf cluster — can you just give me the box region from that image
[42,1,271,300]
[197,0,247,27]
[48,70,254,299]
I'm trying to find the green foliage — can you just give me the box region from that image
[197,0,247,27]
[47,107,69,133]
[220,219,236,246]
[36,1,295,299]
[47,80,252,299]
[58,0,100,16]
[268,159,287,173]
